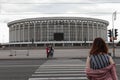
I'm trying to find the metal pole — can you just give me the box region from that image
[112,12,115,58]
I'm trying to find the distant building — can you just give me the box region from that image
[7,17,109,47]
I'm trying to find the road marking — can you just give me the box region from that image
[28,59,88,80]
[1,64,119,68]
[29,77,87,80]
[40,64,120,66]
[40,66,85,69]
[35,70,85,73]
[32,73,86,77]
[36,68,83,71]
[0,65,40,67]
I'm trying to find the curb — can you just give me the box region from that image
[0,57,87,60]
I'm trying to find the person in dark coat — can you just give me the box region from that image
[49,46,54,58]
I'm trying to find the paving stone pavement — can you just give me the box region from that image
[28,59,88,80]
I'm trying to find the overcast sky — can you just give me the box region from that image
[0,0,120,43]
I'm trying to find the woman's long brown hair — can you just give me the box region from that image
[90,37,108,55]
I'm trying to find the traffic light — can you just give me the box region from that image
[108,29,112,37]
[115,29,118,37]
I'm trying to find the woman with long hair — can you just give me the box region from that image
[86,37,118,80]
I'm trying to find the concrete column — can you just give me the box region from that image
[11,26,13,42]
[9,26,11,42]
[105,24,107,41]
[80,43,82,46]
[92,22,94,40]
[40,22,42,41]
[61,20,63,33]
[53,43,55,47]
[16,24,19,42]
[47,21,49,41]
[12,27,13,42]
[63,43,65,46]
[100,23,102,37]
[72,43,73,46]
[101,23,104,38]
[23,23,25,42]
[97,22,98,37]
[102,24,104,39]
[19,24,20,42]
[20,23,23,42]
[28,22,30,42]
[35,44,37,47]
[81,21,83,41]
[54,20,56,33]
[69,21,70,41]
[75,21,77,41]
[103,24,105,40]
[9,27,11,42]
[14,25,16,42]
[87,21,89,41]
[33,22,36,42]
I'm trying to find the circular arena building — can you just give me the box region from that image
[8,17,109,47]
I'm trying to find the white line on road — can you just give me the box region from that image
[29,77,88,80]
[37,65,85,68]
[41,65,86,67]
[35,70,85,73]
[36,68,84,70]
[32,73,86,76]
[0,65,40,67]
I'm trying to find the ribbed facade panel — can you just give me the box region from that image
[8,17,109,43]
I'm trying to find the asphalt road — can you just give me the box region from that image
[0,58,120,80]
[0,48,120,80]
[0,59,47,80]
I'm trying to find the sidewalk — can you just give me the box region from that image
[0,50,46,60]
[0,49,88,60]
[0,49,120,60]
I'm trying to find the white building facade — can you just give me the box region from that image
[8,17,109,47]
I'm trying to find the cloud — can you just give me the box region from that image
[1,3,120,16]
[0,0,93,3]
[0,0,120,42]
[1,0,120,4]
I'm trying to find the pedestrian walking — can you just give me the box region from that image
[46,45,49,58]
[85,37,118,80]
[49,46,54,58]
